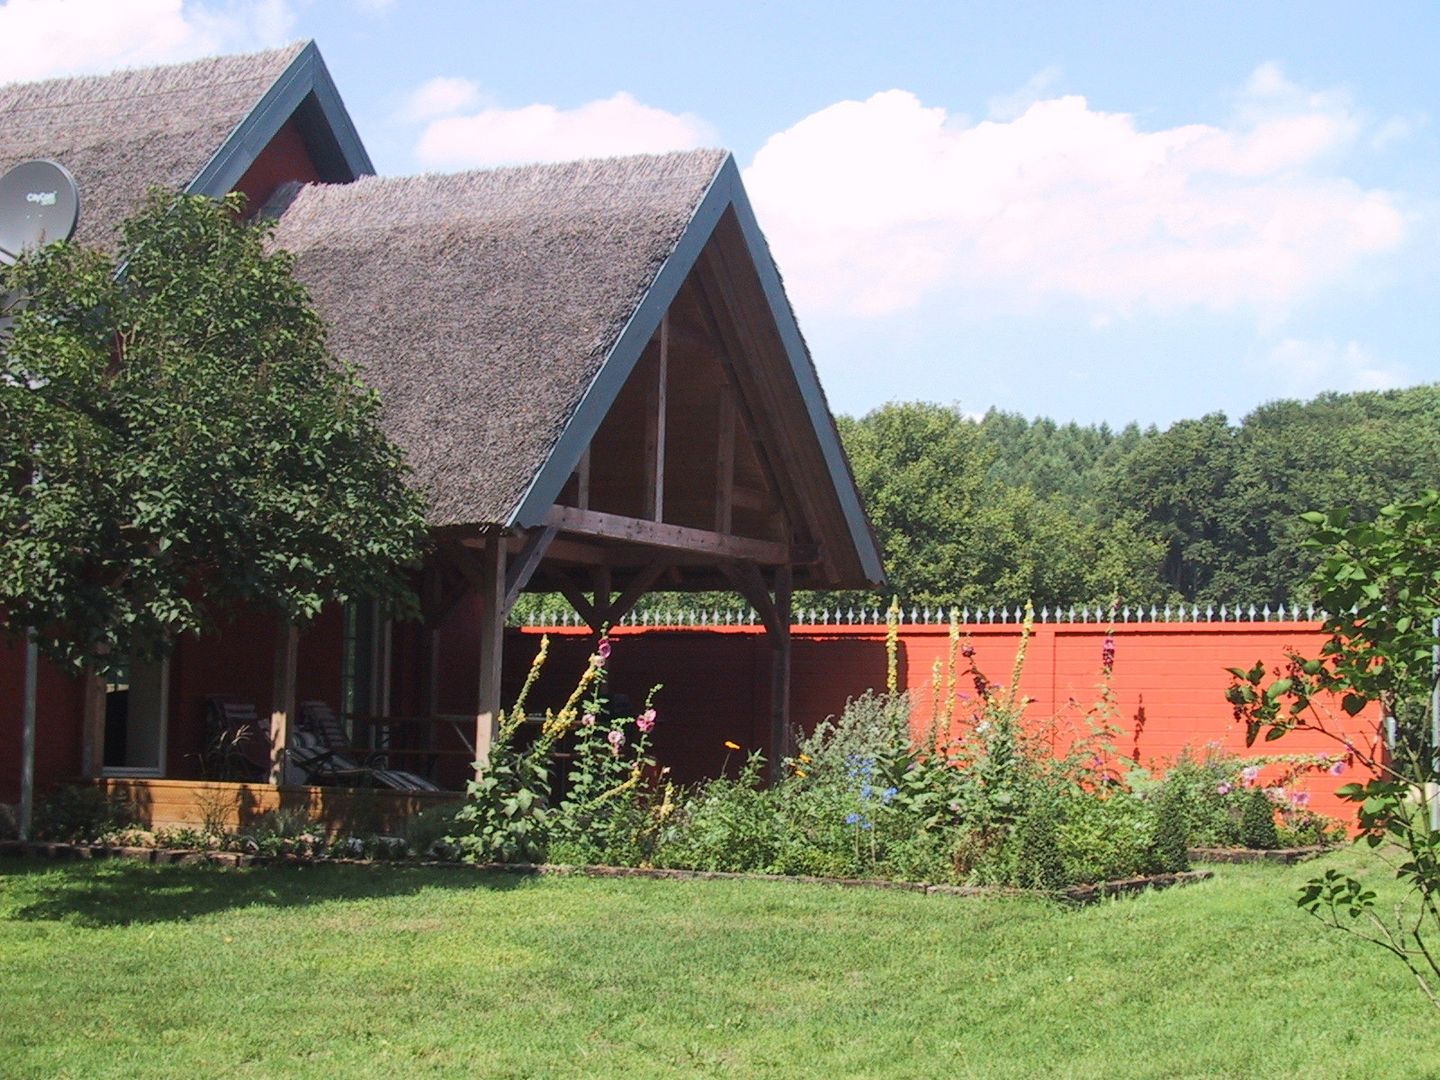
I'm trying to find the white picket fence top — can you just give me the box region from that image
[519,601,1327,629]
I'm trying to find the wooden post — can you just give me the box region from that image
[643,314,668,521]
[269,619,299,785]
[475,534,506,776]
[80,665,105,780]
[715,384,736,534]
[768,565,793,778]
[575,448,590,511]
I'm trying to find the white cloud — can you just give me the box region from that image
[742,68,1406,321]
[1266,337,1408,394]
[402,76,482,123]
[987,66,1062,121]
[0,0,293,83]
[412,91,718,170]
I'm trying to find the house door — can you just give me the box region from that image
[102,657,169,776]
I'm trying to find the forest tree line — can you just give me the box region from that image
[838,383,1440,609]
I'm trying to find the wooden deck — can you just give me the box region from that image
[99,778,461,834]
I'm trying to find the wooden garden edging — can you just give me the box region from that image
[0,840,1212,905]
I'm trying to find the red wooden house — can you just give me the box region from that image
[0,42,885,829]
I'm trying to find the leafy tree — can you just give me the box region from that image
[1227,493,1440,1008]
[835,402,1166,608]
[0,190,427,676]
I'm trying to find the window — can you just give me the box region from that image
[102,656,169,776]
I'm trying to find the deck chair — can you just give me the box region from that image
[207,697,377,787]
[299,700,442,792]
[204,697,271,781]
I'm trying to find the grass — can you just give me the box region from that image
[1,848,1437,1079]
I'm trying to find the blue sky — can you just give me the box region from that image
[4,0,1438,427]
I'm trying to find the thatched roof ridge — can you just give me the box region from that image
[0,43,307,249]
[274,149,730,528]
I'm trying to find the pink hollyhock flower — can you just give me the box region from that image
[581,712,596,727]
[607,729,625,753]
[1290,791,1311,808]
[1328,761,1346,776]
[636,708,656,733]
[1216,782,1232,795]
[597,639,612,660]
[1242,765,1261,785]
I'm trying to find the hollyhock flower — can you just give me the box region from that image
[1101,636,1116,670]
[961,644,976,659]
[1216,782,1231,795]
[607,729,625,754]
[1290,791,1311,808]
[581,712,596,727]
[1242,765,1261,785]
[1328,761,1346,776]
[636,708,656,733]
[597,639,612,659]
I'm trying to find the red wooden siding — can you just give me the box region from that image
[510,620,1380,821]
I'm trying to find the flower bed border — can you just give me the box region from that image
[0,840,1212,905]
[1187,845,1329,864]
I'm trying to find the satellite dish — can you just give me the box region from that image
[0,160,80,266]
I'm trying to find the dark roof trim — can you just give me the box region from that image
[508,155,884,585]
[187,40,373,198]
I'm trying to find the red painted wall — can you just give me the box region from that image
[0,640,85,803]
[509,620,1381,822]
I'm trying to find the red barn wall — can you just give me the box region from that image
[0,640,85,804]
[512,620,1380,821]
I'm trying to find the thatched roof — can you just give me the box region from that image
[0,43,307,250]
[273,150,730,528]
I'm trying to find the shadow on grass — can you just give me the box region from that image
[1,857,529,928]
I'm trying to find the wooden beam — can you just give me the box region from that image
[768,565,794,778]
[543,536,609,567]
[503,525,558,611]
[715,383,736,533]
[545,505,791,565]
[604,558,671,626]
[269,619,299,785]
[474,535,506,776]
[719,562,782,638]
[554,572,602,631]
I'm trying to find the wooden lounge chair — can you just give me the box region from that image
[204,697,271,781]
[299,701,442,792]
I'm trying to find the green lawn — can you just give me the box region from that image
[1,850,1436,1079]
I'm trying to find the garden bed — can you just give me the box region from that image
[0,839,1212,904]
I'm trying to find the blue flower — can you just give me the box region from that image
[860,783,873,800]
[881,786,898,804]
[845,811,862,825]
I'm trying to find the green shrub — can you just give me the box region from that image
[32,785,137,842]
[654,754,782,873]
[1016,799,1068,890]
[1241,788,1280,849]
[1058,790,1154,884]
[1150,785,1192,873]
